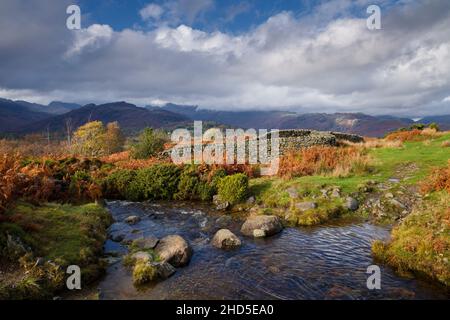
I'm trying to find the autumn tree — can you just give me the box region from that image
[72,121,124,157]
[103,122,125,155]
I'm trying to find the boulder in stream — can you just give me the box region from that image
[240,215,283,238]
[125,215,141,225]
[211,229,241,249]
[155,235,193,267]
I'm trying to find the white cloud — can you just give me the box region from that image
[65,24,113,57]
[1,0,450,116]
[140,3,164,21]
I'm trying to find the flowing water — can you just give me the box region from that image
[98,200,448,300]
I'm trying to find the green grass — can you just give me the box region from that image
[369,133,450,184]
[9,202,112,266]
[0,201,112,299]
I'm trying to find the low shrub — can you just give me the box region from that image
[128,164,181,201]
[175,165,201,200]
[102,169,137,199]
[217,173,249,204]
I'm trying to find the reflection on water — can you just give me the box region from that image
[98,201,448,300]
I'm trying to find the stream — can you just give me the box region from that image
[97,200,448,300]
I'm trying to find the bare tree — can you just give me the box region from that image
[65,118,73,147]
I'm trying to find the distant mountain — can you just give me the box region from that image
[3,97,449,137]
[22,101,189,135]
[14,100,82,115]
[158,104,415,137]
[420,115,450,130]
[0,98,51,133]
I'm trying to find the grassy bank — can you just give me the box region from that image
[0,202,111,299]
[372,192,450,286]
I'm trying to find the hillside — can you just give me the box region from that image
[0,98,51,133]
[158,104,415,137]
[22,101,189,135]
[14,100,82,115]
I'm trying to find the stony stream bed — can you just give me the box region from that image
[96,200,448,300]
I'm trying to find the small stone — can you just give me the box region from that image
[213,195,230,211]
[125,216,141,225]
[268,266,280,273]
[153,262,176,279]
[385,193,394,199]
[216,201,230,211]
[331,189,341,198]
[246,196,256,205]
[212,195,221,205]
[295,201,317,212]
[286,187,299,199]
[346,197,359,211]
[389,199,406,209]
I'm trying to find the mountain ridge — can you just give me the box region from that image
[2,97,450,137]
[156,104,418,137]
[20,101,189,135]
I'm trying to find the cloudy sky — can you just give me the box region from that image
[0,0,449,116]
